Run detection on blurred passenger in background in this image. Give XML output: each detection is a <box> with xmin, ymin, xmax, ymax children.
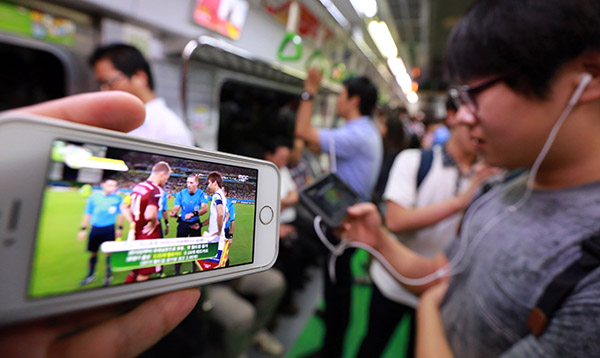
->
<box><xmin>89</xmin><ymin>43</ymin><xmax>194</xmax><ymax>146</ymax></box>
<box><xmin>399</xmin><ymin>107</ymin><xmax>424</xmax><ymax>149</ymax></box>
<box><xmin>358</xmin><ymin>95</ymin><xmax>497</xmax><ymax>358</ymax></box>
<box><xmin>295</xmin><ymin>69</ymin><xmax>381</xmax><ymax>358</ymax></box>
<box><xmin>207</xmin><ymin>268</ymin><xmax>286</xmax><ymax>358</ymax></box>
<box><xmin>287</xmin><ymin>138</ymin><xmax>315</xmax><ymax>189</ymax></box>
<box><xmin>373</xmin><ymin>108</ymin><xmax>408</xmax><ymax>203</ymax></box>
<box><xmin>421</xmin><ymin>107</ymin><xmax>451</xmax><ymax>150</ymax></box>
<box><xmin>265</xmin><ymin>137</ymin><xmax>306</xmax><ymax>315</ymax></box>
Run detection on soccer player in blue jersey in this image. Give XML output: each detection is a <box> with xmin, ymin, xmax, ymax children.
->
<box><xmin>159</xmin><ymin>191</ymin><xmax>169</xmax><ymax>236</ymax></box>
<box><xmin>223</xmin><ymin>186</ymin><xmax>235</xmax><ymax>240</ymax></box>
<box><xmin>223</xmin><ymin>186</ymin><xmax>235</xmax><ymax>266</ymax></box>
<box><xmin>169</xmin><ymin>174</ymin><xmax>208</xmax><ymax>274</ymax></box>
<box><xmin>77</xmin><ymin>178</ymin><xmax>123</xmax><ymax>287</ymax></box>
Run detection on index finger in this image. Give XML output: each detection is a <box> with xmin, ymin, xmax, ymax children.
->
<box><xmin>9</xmin><ymin>91</ymin><xmax>145</xmax><ymax>133</ymax></box>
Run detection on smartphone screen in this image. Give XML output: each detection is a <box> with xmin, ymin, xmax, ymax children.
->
<box><xmin>300</xmin><ymin>174</ymin><xmax>359</xmax><ymax>228</ymax></box>
<box><xmin>28</xmin><ymin>140</ymin><xmax>258</xmax><ymax>298</ymax></box>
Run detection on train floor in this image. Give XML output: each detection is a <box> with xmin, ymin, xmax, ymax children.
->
<box><xmin>251</xmin><ymin>249</ymin><xmax>412</xmax><ymax>358</ymax></box>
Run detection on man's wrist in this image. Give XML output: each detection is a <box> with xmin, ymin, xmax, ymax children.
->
<box><xmin>301</xmin><ymin>91</ymin><xmax>315</xmax><ymax>101</ymax></box>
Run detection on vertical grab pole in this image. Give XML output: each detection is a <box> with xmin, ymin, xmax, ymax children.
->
<box><xmin>180</xmin><ymin>39</ymin><xmax>199</xmax><ymax>126</ymax></box>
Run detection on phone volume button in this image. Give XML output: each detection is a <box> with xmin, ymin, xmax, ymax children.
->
<box><xmin>7</xmin><ymin>200</ymin><xmax>21</xmax><ymax>232</ymax></box>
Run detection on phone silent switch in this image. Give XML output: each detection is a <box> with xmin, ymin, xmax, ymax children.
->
<box><xmin>259</xmin><ymin>206</ymin><xmax>274</xmax><ymax>225</ymax></box>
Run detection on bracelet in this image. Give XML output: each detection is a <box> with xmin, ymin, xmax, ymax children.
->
<box><xmin>164</xmin><ymin>221</ymin><xmax>170</xmax><ymax>226</ymax></box>
<box><xmin>193</xmin><ymin>210</ymin><xmax>199</xmax><ymax>217</ymax></box>
<box><xmin>80</xmin><ymin>227</ymin><xmax>87</xmax><ymax>231</ymax></box>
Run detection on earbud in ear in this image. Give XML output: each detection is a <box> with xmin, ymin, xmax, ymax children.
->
<box><xmin>580</xmin><ymin>72</ymin><xmax>593</xmax><ymax>87</ymax></box>
<box><xmin>568</xmin><ymin>72</ymin><xmax>593</xmax><ymax>106</ymax></box>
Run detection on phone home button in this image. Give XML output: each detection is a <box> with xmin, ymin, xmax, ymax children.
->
<box><xmin>259</xmin><ymin>206</ymin><xmax>274</xmax><ymax>225</ymax></box>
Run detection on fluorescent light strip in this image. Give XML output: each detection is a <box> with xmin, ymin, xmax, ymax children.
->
<box><xmin>318</xmin><ymin>0</ymin><xmax>350</xmax><ymax>30</ymax></box>
<box><xmin>368</xmin><ymin>21</ymin><xmax>398</xmax><ymax>59</ymax></box>
<box><xmin>406</xmin><ymin>91</ymin><xmax>419</xmax><ymax>104</ymax></box>
<box><xmin>350</xmin><ymin>0</ymin><xmax>378</xmax><ymax>18</ymax></box>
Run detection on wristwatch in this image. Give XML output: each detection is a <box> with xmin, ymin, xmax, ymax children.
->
<box><xmin>300</xmin><ymin>91</ymin><xmax>314</xmax><ymax>101</ymax></box>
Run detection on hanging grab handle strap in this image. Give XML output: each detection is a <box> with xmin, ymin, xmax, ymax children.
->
<box><xmin>277</xmin><ymin>1</ymin><xmax>303</xmax><ymax>62</ymax></box>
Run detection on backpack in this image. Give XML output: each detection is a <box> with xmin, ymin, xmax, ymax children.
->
<box><xmin>416</xmin><ymin>148</ymin><xmax>434</xmax><ymax>189</ymax></box>
<box><xmin>528</xmin><ymin>230</ymin><xmax>600</xmax><ymax>336</ymax></box>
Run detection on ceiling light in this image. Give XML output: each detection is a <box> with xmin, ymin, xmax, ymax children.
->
<box><xmin>350</xmin><ymin>0</ymin><xmax>378</xmax><ymax>18</ymax></box>
<box><xmin>387</xmin><ymin>57</ymin><xmax>406</xmax><ymax>76</ymax></box>
<box><xmin>396</xmin><ymin>72</ymin><xmax>412</xmax><ymax>93</ymax></box>
<box><xmin>318</xmin><ymin>0</ymin><xmax>350</xmax><ymax>30</ymax></box>
<box><xmin>368</xmin><ymin>21</ymin><xmax>397</xmax><ymax>59</ymax></box>
<box><xmin>406</xmin><ymin>91</ymin><xmax>419</xmax><ymax>104</ymax></box>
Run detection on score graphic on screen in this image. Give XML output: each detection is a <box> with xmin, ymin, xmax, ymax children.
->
<box><xmin>101</xmin><ymin>237</ymin><xmax>219</xmax><ymax>270</ymax></box>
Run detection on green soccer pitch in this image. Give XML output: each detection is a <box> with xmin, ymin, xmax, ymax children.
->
<box><xmin>28</xmin><ymin>188</ymin><xmax>256</xmax><ymax>298</ymax></box>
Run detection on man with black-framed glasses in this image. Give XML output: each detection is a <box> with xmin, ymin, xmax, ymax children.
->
<box><xmin>344</xmin><ymin>0</ymin><xmax>600</xmax><ymax>357</ymax></box>
<box><xmin>89</xmin><ymin>43</ymin><xmax>194</xmax><ymax>147</ymax></box>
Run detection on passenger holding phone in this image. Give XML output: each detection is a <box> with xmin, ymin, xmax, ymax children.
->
<box><xmin>345</xmin><ymin>1</ymin><xmax>600</xmax><ymax>357</ymax></box>
<box><xmin>295</xmin><ymin>70</ymin><xmax>382</xmax><ymax>357</ymax></box>
<box><xmin>357</xmin><ymin>98</ymin><xmax>498</xmax><ymax>358</ymax></box>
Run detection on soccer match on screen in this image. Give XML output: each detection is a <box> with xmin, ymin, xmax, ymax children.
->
<box><xmin>29</xmin><ymin>140</ymin><xmax>258</xmax><ymax>298</ymax></box>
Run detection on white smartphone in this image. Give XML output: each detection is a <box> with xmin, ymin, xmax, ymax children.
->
<box><xmin>0</xmin><ymin>114</ymin><xmax>280</xmax><ymax>325</ymax></box>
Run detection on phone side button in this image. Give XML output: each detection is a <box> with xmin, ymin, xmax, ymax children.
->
<box><xmin>259</xmin><ymin>206</ymin><xmax>274</xmax><ymax>225</ymax></box>
<box><xmin>3</xmin><ymin>238</ymin><xmax>15</xmax><ymax>247</ymax></box>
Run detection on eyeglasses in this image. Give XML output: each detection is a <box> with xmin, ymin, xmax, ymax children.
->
<box><xmin>448</xmin><ymin>73</ymin><xmax>513</xmax><ymax>114</ymax></box>
<box><xmin>98</xmin><ymin>73</ymin><xmax>126</xmax><ymax>90</ymax></box>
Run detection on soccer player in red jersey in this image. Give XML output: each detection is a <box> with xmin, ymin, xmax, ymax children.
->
<box><xmin>122</xmin><ymin>161</ymin><xmax>172</xmax><ymax>283</ymax></box>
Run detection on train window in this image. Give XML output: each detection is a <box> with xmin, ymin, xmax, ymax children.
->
<box><xmin>218</xmin><ymin>80</ymin><xmax>299</xmax><ymax>157</ymax></box>
<box><xmin>0</xmin><ymin>41</ymin><xmax>66</xmax><ymax>111</ymax></box>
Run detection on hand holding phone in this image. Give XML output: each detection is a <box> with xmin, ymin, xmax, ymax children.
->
<box><xmin>0</xmin><ymin>92</ymin><xmax>201</xmax><ymax>358</ymax></box>
<box><xmin>0</xmin><ymin>92</ymin><xmax>280</xmax><ymax>358</ymax></box>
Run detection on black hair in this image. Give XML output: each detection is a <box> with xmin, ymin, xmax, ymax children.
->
<box><xmin>207</xmin><ymin>171</ymin><xmax>223</xmax><ymax>188</ymax></box>
<box><xmin>264</xmin><ymin>136</ymin><xmax>292</xmax><ymax>156</ymax></box>
<box><xmin>89</xmin><ymin>43</ymin><xmax>155</xmax><ymax>90</ymax></box>
<box><xmin>383</xmin><ymin>116</ymin><xmax>407</xmax><ymax>154</ymax></box>
<box><xmin>343</xmin><ymin>76</ymin><xmax>378</xmax><ymax>116</ymax></box>
<box><xmin>446</xmin><ymin>96</ymin><xmax>457</xmax><ymax>112</ymax></box>
<box><xmin>446</xmin><ymin>0</ymin><xmax>600</xmax><ymax>99</ymax></box>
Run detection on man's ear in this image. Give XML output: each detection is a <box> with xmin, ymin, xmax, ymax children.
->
<box><xmin>349</xmin><ymin>94</ymin><xmax>361</xmax><ymax>111</ymax></box>
<box><xmin>578</xmin><ymin>52</ymin><xmax>600</xmax><ymax>103</ymax></box>
<box><xmin>131</xmin><ymin>70</ymin><xmax>149</xmax><ymax>88</ymax></box>
<box><xmin>445</xmin><ymin>109</ymin><xmax>458</xmax><ymax>127</ymax></box>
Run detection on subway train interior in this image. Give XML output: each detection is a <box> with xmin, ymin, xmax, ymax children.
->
<box><xmin>3</xmin><ymin>0</ymin><xmax>600</xmax><ymax>357</ymax></box>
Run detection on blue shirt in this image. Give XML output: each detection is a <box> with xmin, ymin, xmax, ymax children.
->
<box><xmin>225</xmin><ymin>198</ymin><xmax>236</xmax><ymax>229</ymax></box>
<box><xmin>160</xmin><ymin>192</ymin><xmax>168</xmax><ymax>215</ymax></box>
<box><xmin>85</xmin><ymin>192</ymin><xmax>122</xmax><ymax>228</ymax></box>
<box><xmin>319</xmin><ymin>116</ymin><xmax>382</xmax><ymax>201</ymax></box>
<box><xmin>174</xmin><ymin>188</ymin><xmax>208</xmax><ymax>223</ymax></box>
